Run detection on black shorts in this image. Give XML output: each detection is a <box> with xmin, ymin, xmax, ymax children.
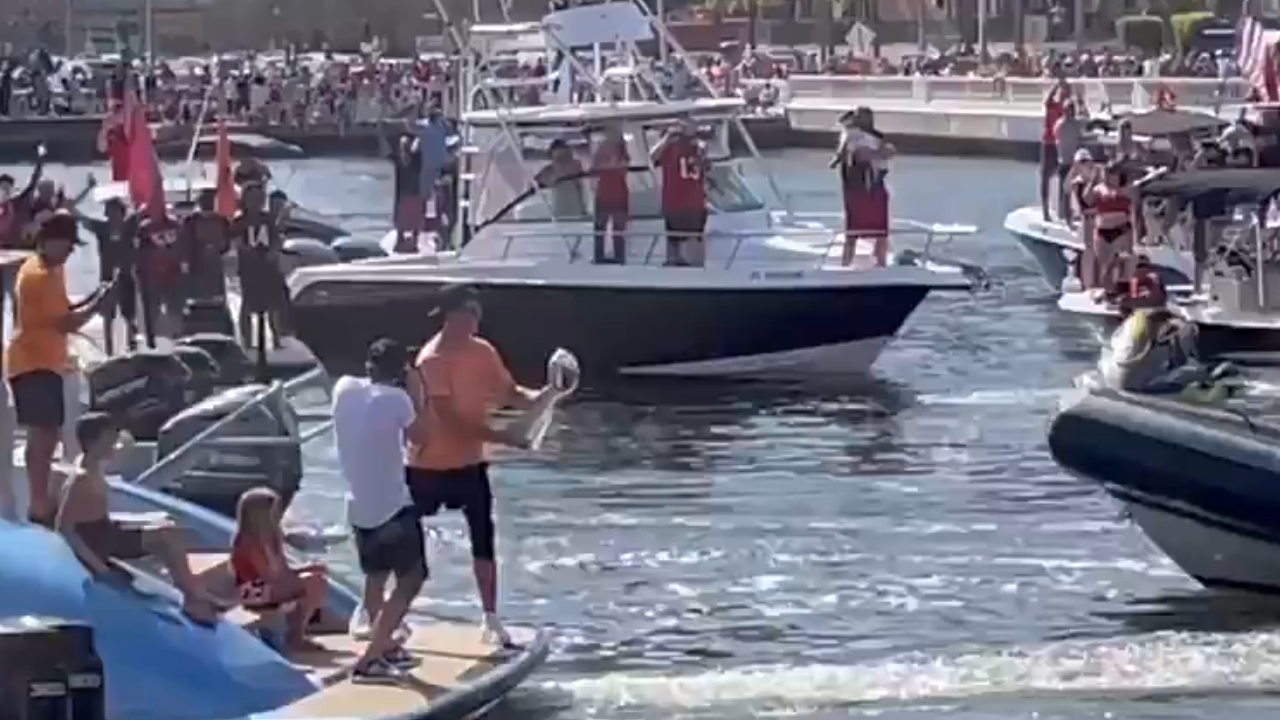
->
<box><xmin>10</xmin><ymin>370</ymin><xmax>64</xmax><ymax>428</ymax></box>
<box><xmin>353</xmin><ymin>506</ymin><xmax>427</xmax><ymax>579</ymax></box>
<box><xmin>665</xmin><ymin>211</ymin><xmax>707</xmax><ymax>243</ymax></box>
<box><xmin>405</xmin><ymin>464</ymin><xmax>496</xmax><ymax>561</ymax></box>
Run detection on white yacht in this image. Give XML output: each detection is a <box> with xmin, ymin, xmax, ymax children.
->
<box><xmin>286</xmin><ymin>2</ymin><xmax>984</xmax><ymax>383</ymax></box>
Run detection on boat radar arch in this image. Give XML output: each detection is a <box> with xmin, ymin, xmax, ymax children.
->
<box><xmin>0</xmin><ymin>522</ymin><xmax>313</xmax><ymax>720</ymax></box>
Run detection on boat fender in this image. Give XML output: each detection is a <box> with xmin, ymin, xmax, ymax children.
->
<box><xmin>0</xmin><ymin>616</ymin><xmax>104</xmax><ymax>720</ymax></box>
<box><xmin>280</xmin><ymin>238</ymin><xmax>339</xmax><ymax>273</ymax></box>
<box><xmin>173</xmin><ymin>334</ymin><xmax>254</xmax><ymax>388</ymax></box>
<box><xmin>331</xmin><ymin>237</ymin><xmax>389</xmax><ymax>263</ymax></box>
<box><xmin>156</xmin><ymin>384</ymin><xmax>303</xmax><ymax>516</ymax></box>
<box><xmin>86</xmin><ymin>350</ymin><xmax>191</xmax><ymax>441</ymax></box>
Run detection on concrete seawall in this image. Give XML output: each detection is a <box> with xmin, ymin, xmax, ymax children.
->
<box><xmin>0</xmin><ymin>75</ymin><xmax>1246</xmax><ymax>165</ymax></box>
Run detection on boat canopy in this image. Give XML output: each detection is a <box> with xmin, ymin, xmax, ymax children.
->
<box><xmin>1116</xmin><ymin>108</ymin><xmax>1228</xmax><ymax>137</ymax></box>
<box><xmin>1142</xmin><ymin>169</ymin><xmax>1280</xmax><ymax>217</ymax></box>
<box><xmin>462</xmin><ymin>98</ymin><xmax>743</xmax><ymax>128</ymax></box>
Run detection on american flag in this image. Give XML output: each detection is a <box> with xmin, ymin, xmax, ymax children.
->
<box><xmin>1237</xmin><ymin>0</ymin><xmax>1278</xmax><ymax>102</ymax></box>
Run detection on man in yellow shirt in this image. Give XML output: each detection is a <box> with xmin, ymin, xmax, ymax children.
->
<box><xmin>6</xmin><ymin>211</ymin><xmax>115</xmax><ymax>525</ymax></box>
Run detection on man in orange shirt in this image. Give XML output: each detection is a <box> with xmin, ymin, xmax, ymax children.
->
<box><xmin>6</xmin><ymin>211</ymin><xmax>115</xmax><ymax>525</ymax></box>
<box><xmin>406</xmin><ymin>284</ymin><xmax>545</xmax><ymax>647</ymax></box>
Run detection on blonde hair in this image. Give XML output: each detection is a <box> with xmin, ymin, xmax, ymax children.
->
<box><xmin>234</xmin><ymin>487</ymin><xmax>283</xmax><ymax>546</ymax></box>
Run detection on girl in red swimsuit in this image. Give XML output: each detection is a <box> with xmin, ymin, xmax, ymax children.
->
<box><xmin>231</xmin><ymin>487</ymin><xmax>329</xmax><ymax>649</ymax></box>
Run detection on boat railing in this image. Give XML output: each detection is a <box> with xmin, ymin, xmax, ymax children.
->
<box><xmin>495</xmin><ymin>221</ymin><xmax>978</xmax><ymax>271</ymax></box>
<box><xmin>93</xmin><ymin>365</ymin><xmax>334</xmax><ymax>490</ymax></box>
<box><xmin>785</xmin><ymin>75</ymin><xmax>1249</xmax><ymax>110</ymax></box>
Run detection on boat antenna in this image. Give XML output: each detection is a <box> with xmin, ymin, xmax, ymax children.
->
<box><xmin>182</xmin><ymin>70</ymin><xmax>221</xmax><ymax>201</ymax></box>
<box><xmin>628</xmin><ymin>0</ymin><xmax>792</xmax><ymax>218</ymax></box>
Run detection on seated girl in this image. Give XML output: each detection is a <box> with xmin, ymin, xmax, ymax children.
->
<box><xmin>231</xmin><ymin>487</ymin><xmax>329</xmax><ymax>649</ymax></box>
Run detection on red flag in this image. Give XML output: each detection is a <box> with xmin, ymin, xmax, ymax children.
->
<box><xmin>98</xmin><ymin>100</ymin><xmax>130</xmax><ymax>182</ymax></box>
<box><xmin>214</xmin><ymin>119</ymin><xmax>237</xmax><ymax>218</ymax></box>
<box><xmin>123</xmin><ymin>90</ymin><xmax>164</xmax><ymax>218</ymax></box>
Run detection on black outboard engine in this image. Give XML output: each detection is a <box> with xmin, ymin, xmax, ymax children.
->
<box><xmin>169</xmin><ymin>345</ymin><xmax>219</xmax><ymax>402</ymax></box>
<box><xmin>155</xmin><ymin>383</ymin><xmax>303</xmax><ymax>516</ymax></box>
<box><xmin>281</xmin><ymin>238</ymin><xmax>340</xmax><ymax>274</ymax></box>
<box><xmin>332</xmin><ymin>237</ymin><xmax>389</xmax><ymax>263</ymax></box>
<box><xmin>174</xmin><ymin>333</ymin><xmax>254</xmax><ymax>388</ymax></box>
<box><xmin>86</xmin><ymin>349</ymin><xmax>191</xmax><ymax>441</ymax></box>
<box><xmin>181</xmin><ymin>298</ymin><xmax>236</xmax><ymax>338</ymax></box>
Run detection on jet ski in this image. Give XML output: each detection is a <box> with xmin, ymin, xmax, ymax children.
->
<box><xmin>1074</xmin><ymin>308</ymin><xmax>1243</xmax><ymax>403</ymax></box>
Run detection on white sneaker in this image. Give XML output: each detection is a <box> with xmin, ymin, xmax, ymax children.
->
<box><xmin>350</xmin><ymin>605</ymin><xmax>411</xmax><ymax>642</ymax></box>
<box><xmin>481</xmin><ymin>613</ymin><xmax>513</xmax><ymax>648</ymax></box>
<box><xmin>349</xmin><ymin>605</ymin><xmax>372</xmax><ymax>640</ymax></box>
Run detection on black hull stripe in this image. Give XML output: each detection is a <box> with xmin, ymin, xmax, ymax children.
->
<box><xmin>1104</xmin><ymin>484</ymin><xmax>1280</xmax><ymax>546</ymax></box>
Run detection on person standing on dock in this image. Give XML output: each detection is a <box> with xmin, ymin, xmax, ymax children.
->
<box><xmin>406</xmin><ymin>284</ymin><xmax>544</xmax><ymax>648</ymax></box>
<box><xmin>6</xmin><ymin>211</ymin><xmax>116</xmax><ymax>526</ymax></box>
<box><xmin>178</xmin><ymin>191</ymin><xmax>234</xmax><ymax>337</ymax></box>
<box><xmin>134</xmin><ymin>206</ymin><xmax>184</xmax><ymax>346</ymax></box>
<box><xmin>1041</xmin><ymin>71</ymin><xmax>1073</xmax><ymax>223</ymax></box>
<box><xmin>233</xmin><ymin>183</ymin><xmax>289</xmax><ymax>351</ymax></box>
<box><xmin>332</xmin><ymin>338</ymin><xmax>429</xmax><ymax>682</ymax></box>
<box><xmin>76</xmin><ymin>197</ymin><xmax>141</xmax><ymax>354</ymax></box>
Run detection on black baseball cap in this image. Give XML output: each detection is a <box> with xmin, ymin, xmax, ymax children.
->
<box><xmin>36</xmin><ymin>210</ymin><xmax>85</xmax><ymax>246</ymax></box>
<box><xmin>429</xmin><ymin>283</ymin><xmax>481</xmax><ymax>317</ymax></box>
<box><xmin>366</xmin><ymin>337</ymin><xmax>409</xmax><ymax>377</ymax></box>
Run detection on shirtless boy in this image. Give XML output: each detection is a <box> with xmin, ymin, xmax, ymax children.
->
<box><xmin>55</xmin><ymin>411</ymin><xmax>226</xmax><ymax>624</ymax></box>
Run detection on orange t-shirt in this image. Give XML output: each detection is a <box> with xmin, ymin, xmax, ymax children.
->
<box><xmin>5</xmin><ymin>256</ymin><xmax>70</xmax><ymax>379</ymax></box>
<box><xmin>407</xmin><ymin>334</ymin><xmax>514</xmax><ymax>471</ymax></box>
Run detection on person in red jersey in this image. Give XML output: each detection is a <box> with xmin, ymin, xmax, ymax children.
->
<box><xmin>650</xmin><ymin>120</ymin><xmax>708</xmax><ymax>267</ymax></box>
<box><xmin>134</xmin><ymin>206</ymin><xmax>184</xmax><ymax>346</ymax></box>
<box><xmin>591</xmin><ymin>124</ymin><xmax>630</xmax><ymax>264</ymax></box>
<box><xmin>1040</xmin><ymin>68</ymin><xmax>1072</xmax><ymax>222</ymax></box>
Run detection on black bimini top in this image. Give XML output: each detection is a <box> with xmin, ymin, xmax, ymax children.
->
<box><xmin>1143</xmin><ymin>168</ymin><xmax>1280</xmax><ymax>218</ymax></box>
<box><xmin>1119</xmin><ymin>108</ymin><xmax>1228</xmax><ymax>137</ymax></box>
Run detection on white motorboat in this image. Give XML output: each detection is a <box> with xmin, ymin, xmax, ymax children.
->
<box><xmin>290</xmin><ymin>2</ymin><xmax>985</xmax><ymax>383</ymax></box>
<box><xmin>1003</xmin><ymin>206</ymin><xmax>1192</xmax><ymax>291</ymax></box>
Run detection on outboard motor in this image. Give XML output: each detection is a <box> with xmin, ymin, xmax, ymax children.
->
<box><xmin>86</xmin><ymin>349</ymin><xmax>191</xmax><ymax>441</ymax></box>
<box><xmin>332</xmin><ymin>237</ymin><xmax>389</xmax><ymax>263</ymax></box>
<box><xmin>181</xmin><ymin>297</ymin><xmax>236</xmax><ymax>338</ymax></box>
<box><xmin>155</xmin><ymin>384</ymin><xmax>303</xmax><ymax>517</ymax></box>
<box><xmin>280</xmin><ymin>238</ymin><xmax>339</xmax><ymax>275</ymax></box>
<box><xmin>169</xmin><ymin>345</ymin><xmax>220</xmax><ymax>402</ymax></box>
<box><xmin>174</xmin><ymin>333</ymin><xmax>254</xmax><ymax>388</ymax></box>
<box><xmin>0</xmin><ymin>616</ymin><xmax>105</xmax><ymax>720</ymax></box>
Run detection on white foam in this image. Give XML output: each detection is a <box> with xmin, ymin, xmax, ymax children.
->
<box><xmin>548</xmin><ymin>632</ymin><xmax>1280</xmax><ymax>710</ymax></box>
<box><xmin>916</xmin><ymin>388</ymin><xmax>1072</xmax><ymax>408</ymax></box>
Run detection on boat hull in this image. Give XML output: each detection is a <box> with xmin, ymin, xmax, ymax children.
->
<box><xmin>1189</xmin><ymin>320</ymin><xmax>1280</xmax><ymax>366</ymax></box>
<box><xmin>1004</xmin><ymin>207</ymin><xmax>1193</xmax><ymax>291</ymax></box>
<box><xmin>1049</xmin><ymin>390</ymin><xmax>1280</xmax><ymax>594</ymax></box>
<box><xmin>290</xmin><ymin>278</ymin><xmax>930</xmax><ymax>382</ymax></box>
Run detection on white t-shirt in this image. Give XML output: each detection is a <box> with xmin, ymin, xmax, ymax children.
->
<box><xmin>331</xmin><ymin>375</ymin><xmax>415</xmax><ymax>529</ymax></box>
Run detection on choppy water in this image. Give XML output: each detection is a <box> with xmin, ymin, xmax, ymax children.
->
<box><xmin>15</xmin><ymin>152</ymin><xmax>1280</xmax><ymax>720</ymax></box>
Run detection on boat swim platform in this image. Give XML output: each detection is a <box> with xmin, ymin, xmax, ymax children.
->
<box><xmin>185</xmin><ymin>551</ymin><xmax>551</xmax><ymax>720</ymax></box>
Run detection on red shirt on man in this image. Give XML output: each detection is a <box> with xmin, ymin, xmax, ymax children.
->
<box><xmin>659</xmin><ymin>139</ymin><xmax>706</xmax><ymax>214</ymax></box>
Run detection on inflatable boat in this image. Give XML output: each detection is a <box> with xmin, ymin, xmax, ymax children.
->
<box><xmin>1049</xmin><ymin>389</ymin><xmax>1280</xmax><ymax>594</ymax></box>
<box><xmin>0</xmin><ymin>478</ymin><xmax>550</xmax><ymax>720</ymax></box>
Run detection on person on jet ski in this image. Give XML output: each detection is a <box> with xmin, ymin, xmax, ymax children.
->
<box><xmin>1108</xmin><ymin>309</ymin><xmax>1237</xmax><ymax>398</ymax></box>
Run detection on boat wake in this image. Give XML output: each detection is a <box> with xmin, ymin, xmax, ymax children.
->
<box><xmin>917</xmin><ymin>387</ymin><xmax>1075</xmax><ymax>407</ymax></box>
<box><xmin>546</xmin><ymin>631</ymin><xmax>1280</xmax><ymax>712</ymax></box>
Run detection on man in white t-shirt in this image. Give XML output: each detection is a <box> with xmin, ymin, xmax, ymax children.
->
<box><xmin>331</xmin><ymin>338</ymin><xmax>428</xmax><ymax>683</ymax></box>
